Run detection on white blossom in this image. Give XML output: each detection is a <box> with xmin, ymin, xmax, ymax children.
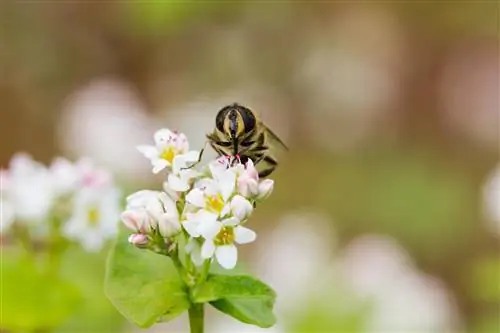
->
<box><xmin>62</xmin><ymin>185</ymin><xmax>121</xmax><ymax>252</ymax></box>
<box><xmin>6</xmin><ymin>153</ymin><xmax>55</xmax><ymax>225</ymax></box>
<box><xmin>198</xmin><ymin>216</ymin><xmax>256</xmax><ymax>269</ymax></box>
<box><xmin>137</xmin><ymin>129</ymin><xmax>197</xmax><ymax>174</ymax></box>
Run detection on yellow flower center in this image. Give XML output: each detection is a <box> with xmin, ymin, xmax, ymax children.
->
<box><xmin>215</xmin><ymin>226</ymin><xmax>234</xmax><ymax>245</ymax></box>
<box><xmin>160</xmin><ymin>147</ymin><xmax>176</xmax><ymax>163</ymax></box>
<box><xmin>87</xmin><ymin>206</ymin><xmax>100</xmax><ymax>226</ymax></box>
<box><xmin>206</xmin><ymin>194</ymin><xmax>225</xmax><ymax>213</ymax></box>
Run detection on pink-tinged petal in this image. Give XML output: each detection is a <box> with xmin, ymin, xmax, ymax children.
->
<box><xmin>234</xmin><ymin>226</ymin><xmax>256</xmax><ymax>244</ymax></box>
<box><xmin>121</xmin><ymin>210</ymin><xmax>141</xmax><ymax>231</ymax></box>
<box><xmin>221</xmin><ymin>217</ymin><xmax>240</xmax><ymax>227</ymax></box>
<box><xmin>201</xmin><ymin>240</ymin><xmax>216</xmax><ymax>259</ymax></box>
<box><xmin>247</xmin><ymin>179</ymin><xmax>259</xmax><ymax>196</ymax></box>
<box><xmin>152</xmin><ymin>159</ymin><xmax>169</xmax><ymax>174</ymax></box>
<box><xmin>186</xmin><ymin>188</ymin><xmax>205</xmax><ymax>208</ymax></box>
<box><xmin>245</xmin><ymin>159</ymin><xmax>259</xmax><ymax>180</ymax></box>
<box><xmin>168</xmin><ymin>174</ymin><xmax>190</xmax><ymax>192</ymax></box>
<box><xmin>230</xmin><ymin>195</ymin><xmax>253</xmax><ymax>221</ymax></box>
<box><xmin>216</xmin><ymin>245</ymin><xmax>238</xmax><ymax>269</ymax></box>
<box><xmin>136</xmin><ymin>145</ymin><xmax>158</xmax><ymax>159</ymax></box>
<box><xmin>237</xmin><ymin>178</ymin><xmax>250</xmax><ymax>197</ymax></box>
<box><xmin>128</xmin><ymin>233</ymin><xmax>149</xmax><ymax>247</ymax></box>
<box><xmin>183</xmin><ymin>219</ymin><xmax>200</xmax><ymax>237</ymax></box>
<box><xmin>198</xmin><ymin>219</ymin><xmax>222</xmax><ymax>240</ymax></box>
<box><xmin>257</xmin><ymin>179</ymin><xmax>274</xmax><ymax>200</ymax></box>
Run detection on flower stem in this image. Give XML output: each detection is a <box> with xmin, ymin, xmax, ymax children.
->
<box><xmin>198</xmin><ymin>259</ymin><xmax>211</xmax><ymax>284</ymax></box>
<box><xmin>188</xmin><ymin>303</ymin><xmax>204</xmax><ymax>333</ymax></box>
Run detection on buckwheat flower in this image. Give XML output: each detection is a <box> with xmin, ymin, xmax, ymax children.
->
<box><xmin>7</xmin><ymin>153</ymin><xmax>55</xmax><ymax>224</ymax></box>
<box><xmin>186</xmin><ymin>162</ymin><xmax>236</xmax><ymax>215</ymax></box>
<box><xmin>199</xmin><ymin>217</ymin><xmax>257</xmax><ymax>269</ymax></box>
<box><xmin>166</xmin><ymin>151</ymin><xmax>201</xmax><ymax>192</ymax></box>
<box><xmin>123</xmin><ymin>190</ymin><xmax>181</xmax><ymax>238</ymax></box>
<box><xmin>183</xmin><ymin>209</ymin><xmax>218</xmax><ymax>238</ymax></box>
<box><xmin>62</xmin><ymin>186</ymin><xmax>121</xmax><ymax>252</ymax></box>
<box><xmin>49</xmin><ymin>157</ymin><xmax>80</xmax><ymax>196</ymax></box>
<box><xmin>137</xmin><ymin>129</ymin><xmax>197</xmax><ymax>174</ymax></box>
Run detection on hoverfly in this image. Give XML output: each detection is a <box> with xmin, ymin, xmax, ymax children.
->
<box><xmin>188</xmin><ymin>103</ymin><xmax>288</xmax><ymax>177</ymax></box>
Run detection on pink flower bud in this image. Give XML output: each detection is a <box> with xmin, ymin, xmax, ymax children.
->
<box><xmin>128</xmin><ymin>233</ymin><xmax>149</xmax><ymax>247</ymax></box>
<box><xmin>257</xmin><ymin>179</ymin><xmax>274</xmax><ymax>200</ymax></box>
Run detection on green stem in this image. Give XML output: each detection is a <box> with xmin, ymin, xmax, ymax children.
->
<box><xmin>188</xmin><ymin>303</ymin><xmax>204</xmax><ymax>333</ymax></box>
<box><xmin>198</xmin><ymin>259</ymin><xmax>211</xmax><ymax>284</ymax></box>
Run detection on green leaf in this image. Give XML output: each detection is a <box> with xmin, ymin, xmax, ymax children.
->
<box><xmin>104</xmin><ymin>228</ymin><xmax>190</xmax><ymax>328</ymax></box>
<box><xmin>211</xmin><ymin>298</ymin><xmax>277</xmax><ymax>328</ymax></box>
<box><xmin>1</xmin><ymin>251</ymin><xmax>81</xmax><ymax>331</ymax></box>
<box><xmin>193</xmin><ymin>274</ymin><xmax>276</xmax><ymax>328</ymax></box>
<box><xmin>192</xmin><ymin>274</ymin><xmax>276</xmax><ymax>303</ymax></box>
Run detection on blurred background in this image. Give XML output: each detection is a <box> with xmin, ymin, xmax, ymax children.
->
<box><xmin>1</xmin><ymin>1</ymin><xmax>498</xmax><ymax>333</ymax></box>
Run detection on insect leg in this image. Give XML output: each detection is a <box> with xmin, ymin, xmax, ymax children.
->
<box><xmin>257</xmin><ymin>156</ymin><xmax>277</xmax><ymax>178</ymax></box>
<box><xmin>181</xmin><ymin>141</ymin><xmax>208</xmax><ymax>170</ymax></box>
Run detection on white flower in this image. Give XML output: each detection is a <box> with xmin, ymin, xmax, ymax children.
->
<box><xmin>185</xmin><ymin>163</ymin><xmax>236</xmax><ymax>216</ymax></box>
<box><xmin>123</xmin><ymin>190</ymin><xmax>181</xmax><ymax>238</ymax></box>
<box><xmin>0</xmin><ymin>199</ymin><xmax>14</xmax><ymax>233</ymax></box>
<box><xmin>7</xmin><ymin>153</ymin><xmax>55</xmax><ymax>224</ymax></box>
<box><xmin>166</xmin><ymin>151</ymin><xmax>201</xmax><ymax>192</ymax></box>
<box><xmin>62</xmin><ymin>186</ymin><xmax>121</xmax><ymax>252</ymax></box>
<box><xmin>137</xmin><ymin>128</ymin><xmax>196</xmax><ymax>174</ymax></box>
<box><xmin>199</xmin><ymin>217</ymin><xmax>256</xmax><ymax>269</ymax></box>
<box><xmin>49</xmin><ymin>157</ymin><xmax>80</xmax><ymax>196</ymax></box>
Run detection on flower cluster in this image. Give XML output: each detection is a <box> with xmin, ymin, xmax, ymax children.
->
<box><xmin>122</xmin><ymin>129</ymin><xmax>274</xmax><ymax>269</ymax></box>
<box><xmin>1</xmin><ymin>153</ymin><xmax>121</xmax><ymax>252</ymax></box>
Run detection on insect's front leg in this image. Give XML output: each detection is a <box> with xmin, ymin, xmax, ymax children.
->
<box><xmin>181</xmin><ymin>141</ymin><xmax>208</xmax><ymax>170</ymax></box>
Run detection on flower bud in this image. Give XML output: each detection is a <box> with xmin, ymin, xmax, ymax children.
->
<box><xmin>257</xmin><ymin>179</ymin><xmax>274</xmax><ymax>200</ymax></box>
<box><xmin>128</xmin><ymin>233</ymin><xmax>149</xmax><ymax>248</ymax></box>
<box><xmin>158</xmin><ymin>213</ymin><xmax>182</xmax><ymax>238</ymax></box>
<box><xmin>237</xmin><ymin>177</ymin><xmax>259</xmax><ymax>198</ymax></box>
<box><xmin>121</xmin><ymin>210</ymin><xmax>152</xmax><ymax>233</ymax></box>
<box><xmin>230</xmin><ymin>195</ymin><xmax>253</xmax><ymax>221</ymax></box>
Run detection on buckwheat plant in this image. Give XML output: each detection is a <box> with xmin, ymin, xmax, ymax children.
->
<box><xmin>105</xmin><ymin>128</ymin><xmax>277</xmax><ymax>333</ymax></box>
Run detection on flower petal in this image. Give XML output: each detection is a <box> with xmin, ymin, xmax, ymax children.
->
<box><xmin>154</xmin><ymin>128</ymin><xmax>173</xmax><ymax>146</ymax></box>
<box><xmin>201</xmin><ymin>240</ymin><xmax>216</xmax><ymax>259</ymax></box>
<box><xmin>221</xmin><ymin>217</ymin><xmax>240</xmax><ymax>226</ymax></box>
<box><xmin>152</xmin><ymin>159</ymin><xmax>169</xmax><ymax>174</ymax></box>
<box><xmin>186</xmin><ymin>188</ymin><xmax>205</xmax><ymax>208</ymax></box>
<box><xmin>230</xmin><ymin>195</ymin><xmax>253</xmax><ymax>221</ymax></box>
<box><xmin>168</xmin><ymin>174</ymin><xmax>190</xmax><ymax>192</ymax></box>
<box><xmin>257</xmin><ymin>179</ymin><xmax>274</xmax><ymax>200</ymax></box>
<box><xmin>216</xmin><ymin>245</ymin><xmax>238</xmax><ymax>269</ymax></box>
<box><xmin>136</xmin><ymin>145</ymin><xmax>158</xmax><ymax>159</ymax></box>
<box><xmin>158</xmin><ymin>213</ymin><xmax>181</xmax><ymax>237</ymax></box>
<box><xmin>198</xmin><ymin>219</ymin><xmax>222</xmax><ymax>240</ymax></box>
<box><xmin>219</xmin><ymin>171</ymin><xmax>236</xmax><ymax>201</ymax></box>
<box><xmin>183</xmin><ymin>219</ymin><xmax>200</xmax><ymax>237</ymax></box>
<box><xmin>234</xmin><ymin>226</ymin><xmax>256</xmax><ymax>244</ymax></box>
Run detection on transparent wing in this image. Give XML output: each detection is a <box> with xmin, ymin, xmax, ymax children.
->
<box><xmin>262</xmin><ymin>123</ymin><xmax>289</xmax><ymax>151</ymax></box>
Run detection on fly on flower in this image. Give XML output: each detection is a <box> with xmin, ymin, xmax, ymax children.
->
<box><xmin>185</xmin><ymin>103</ymin><xmax>289</xmax><ymax>178</ymax></box>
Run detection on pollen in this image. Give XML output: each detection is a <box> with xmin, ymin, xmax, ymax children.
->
<box><xmin>215</xmin><ymin>226</ymin><xmax>234</xmax><ymax>245</ymax></box>
<box><xmin>206</xmin><ymin>194</ymin><xmax>224</xmax><ymax>213</ymax></box>
<box><xmin>160</xmin><ymin>147</ymin><xmax>176</xmax><ymax>163</ymax></box>
<box><xmin>87</xmin><ymin>206</ymin><xmax>100</xmax><ymax>226</ymax></box>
